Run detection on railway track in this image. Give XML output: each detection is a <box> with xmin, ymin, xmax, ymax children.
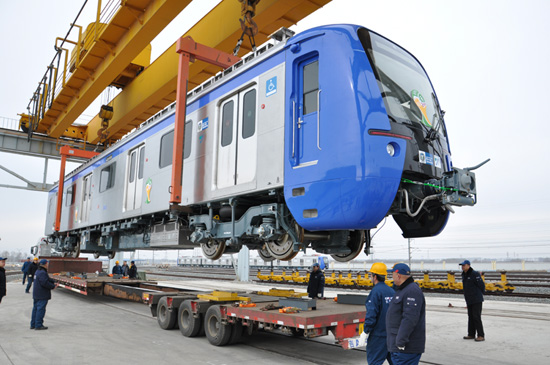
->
<box><xmin>144</xmin><ymin>268</ymin><xmax>550</xmax><ymax>301</ymax></box>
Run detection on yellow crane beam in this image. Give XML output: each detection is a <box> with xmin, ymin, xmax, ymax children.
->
<box><xmin>85</xmin><ymin>0</ymin><xmax>332</xmax><ymax>144</ymax></box>
<box><xmin>41</xmin><ymin>0</ymin><xmax>193</xmax><ymax>139</ymax></box>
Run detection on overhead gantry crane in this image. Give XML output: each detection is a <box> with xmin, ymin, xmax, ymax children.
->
<box><xmin>19</xmin><ymin>0</ymin><xmax>332</xmax><ymax>147</ymax></box>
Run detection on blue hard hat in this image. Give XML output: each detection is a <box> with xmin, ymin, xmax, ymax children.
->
<box><xmin>459</xmin><ymin>260</ymin><xmax>471</xmax><ymax>266</ymax></box>
<box><xmin>0</xmin><ymin>257</ymin><xmax>7</xmax><ymax>261</ymax></box>
<box><xmin>39</xmin><ymin>259</ymin><xmax>48</xmax><ymax>265</ymax></box>
<box><xmin>390</xmin><ymin>263</ymin><xmax>411</xmax><ymax>275</ymax></box>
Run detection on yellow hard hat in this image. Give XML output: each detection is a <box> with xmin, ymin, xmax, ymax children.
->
<box><xmin>369</xmin><ymin>262</ymin><xmax>388</xmax><ymax>276</ymax></box>
<box><xmin>115</xmin><ymin>261</ymin><xmax>119</xmax><ymax>264</ymax></box>
<box><xmin>33</xmin><ymin>257</ymin><xmax>39</xmax><ymax>261</ymax></box>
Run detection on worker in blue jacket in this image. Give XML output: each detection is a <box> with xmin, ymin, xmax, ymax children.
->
<box><xmin>362</xmin><ymin>262</ymin><xmax>394</xmax><ymax>365</ymax></box>
<box><xmin>30</xmin><ymin>259</ymin><xmax>57</xmax><ymax>330</ymax></box>
<box><xmin>21</xmin><ymin>257</ymin><xmax>31</xmax><ymax>285</ymax></box>
<box><xmin>386</xmin><ymin>263</ymin><xmax>425</xmax><ymax>365</ymax></box>
<box><xmin>112</xmin><ymin>261</ymin><xmax>123</xmax><ymax>275</ymax></box>
<box><xmin>460</xmin><ymin>260</ymin><xmax>485</xmax><ymax>341</ymax></box>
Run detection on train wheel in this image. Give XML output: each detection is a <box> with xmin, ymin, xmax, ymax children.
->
<box><xmin>204</xmin><ymin>305</ymin><xmax>232</xmax><ymax>346</ymax></box>
<box><xmin>157</xmin><ymin>297</ymin><xmax>177</xmax><ymax>330</ymax></box>
<box><xmin>201</xmin><ymin>241</ymin><xmax>226</xmax><ymax>260</ymax></box>
<box><xmin>266</xmin><ymin>232</ymin><xmax>298</xmax><ymax>261</ymax></box>
<box><xmin>178</xmin><ymin>300</ymin><xmax>201</xmax><ymax>337</ymax></box>
<box><xmin>258</xmin><ymin>245</ymin><xmax>275</xmax><ymax>262</ymax></box>
<box><xmin>107</xmin><ymin>251</ymin><xmax>116</xmax><ymax>259</ymax></box>
<box><xmin>331</xmin><ymin>230</ymin><xmax>365</xmax><ymax>262</ymax></box>
<box><xmin>93</xmin><ymin>252</ymin><xmax>101</xmax><ymax>259</ymax></box>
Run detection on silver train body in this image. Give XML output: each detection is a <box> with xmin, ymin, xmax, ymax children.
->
<box><xmin>46</xmin><ymin>37</ymin><xmax>289</xmax><ymax>259</ymax></box>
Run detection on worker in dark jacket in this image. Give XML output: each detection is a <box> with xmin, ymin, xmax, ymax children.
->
<box><xmin>128</xmin><ymin>261</ymin><xmax>138</xmax><ymax>279</ymax></box>
<box><xmin>112</xmin><ymin>260</ymin><xmax>123</xmax><ymax>275</ymax></box>
<box><xmin>25</xmin><ymin>258</ymin><xmax>39</xmax><ymax>293</ymax></box>
<box><xmin>30</xmin><ymin>259</ymin><xmax>57</xmax><ymax>330</ymax></box>
<box><xmin>0</xmin><ymin>256</ymin><xmax>7</xmax><ymax>304</ymax></box>
<box><xmin>307</xmin><ymin>263</ymin><xmax>325</xmax><ymax>299</ymax></box>
<box><xmin>386</xmin><ymin>263</ymin><xmax>425</xmax><ymax>365</ymax></box>
<box><xmin>22</xmin><ymin>257</ymin><xmax>31</xmax><ymax>285</ymax></box>
<box><xmin>362</xmin><ymin>262</ymin><xmax>394</xmax><ymax>365</ymax></box>
<box><xmin>460</xmin><ymin>260</ymin><xmax>485</xmax><ymax>341</ymax></box>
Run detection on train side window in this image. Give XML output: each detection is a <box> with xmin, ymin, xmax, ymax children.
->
<box><xmin>65</xmin><ymin>185</ymin><xmax>75</xmax><ymax>206</ymax></box>
<box><xmin>303</xmin><ymin>60</ymin><xmax>319</xmax><ymax>115</ymax></box>
<box><xmin>138</xmin><ymin>146</ymin><xmax>145</xmax><ymax>179</ymax></box>
<box><xmin>183</xmin><ymin>120</ymin><xmax>192</xmax><ymax>159</ymax></box>
<box><xmin>129</xmin><ymin>151</ymin><xmax>137</xmax><ymax>183</ymax></box>
<box><xmin>100</xmin><ymin>163</ymin><xmax>116</xmax><ymax>192</ymax></box>
<box><xmin>159</xmin><ymin>131</ymin><xmax>174</xmax><ymax>168</ymax></box>
<box><xmin>221</xmin><ymin>100</ymin><xmax>234</xmax><ymax>147</ymax></box>
<box><xmin>242</xmin><ymin>89</ymin><xmax>256</xmax><ymax>139</ymax></box>
<box><xmin>48</xmin><ymin>194</ymin><xmax>56</xmax><ymax>213</ymax></box>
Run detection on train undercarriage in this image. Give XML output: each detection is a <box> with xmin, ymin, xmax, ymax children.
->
<box><xmin>49</xmin><ymin>189</ymin><xmax>371</xmax><ymax>262</ymax></box>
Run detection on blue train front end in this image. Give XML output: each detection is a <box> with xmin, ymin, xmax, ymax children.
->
<box><xmin>283</xmin><ymin>25</ymin><xmax>479</xmax><ymax>260</ymax></box>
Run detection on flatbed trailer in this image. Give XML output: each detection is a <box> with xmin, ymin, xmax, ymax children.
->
<box><xmin>51</xmin><ymin>274</ymin><xmax>156</xmax><ymax>297</ymax></box>
<box><xmin>145</xmin><ymin>290</ymin><xmax>367</xmax><ymax>349</ymax></box>
<box><xmin>51</xmin><ymin>272</ymin><xmax>367</xmax><ymax>349</ymax></box>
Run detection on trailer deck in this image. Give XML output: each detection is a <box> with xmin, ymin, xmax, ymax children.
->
<box><xmin>51</xmin><ymin>272</ymin><xmax>366</xmax><ymax>349</ymax></box>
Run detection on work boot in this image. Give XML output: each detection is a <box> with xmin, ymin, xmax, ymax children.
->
<box><xmin>35</xmin><ymin>326</ymin><xmax>48</xmax><ymax>330</ymax></box>
<box><xmin>463</xmin><ymin>336</ymin><xmax>475</xmax><ymax>340</ymax></box>
<box><xmin>475</xmin><ymin>336</ymin><xmax>485</xmax><ymax>342</ymax></box>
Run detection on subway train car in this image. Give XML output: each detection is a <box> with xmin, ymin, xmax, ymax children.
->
<box><xmin>179</xmin><ymin>254</ymin><xmax>329</xmax><ymax>271</ymax></box>
<box><xmin>45</xmin><ymin>25</ymin><xmax>481</xmax><ymax>262</ymax></box>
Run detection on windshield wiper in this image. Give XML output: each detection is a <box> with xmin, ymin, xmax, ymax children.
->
<box><xmin>431</xmin><ymin>92</ymin><xmax>445</xmax><ymax>136</ymax></box>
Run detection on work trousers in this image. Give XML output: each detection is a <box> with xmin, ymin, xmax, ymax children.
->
<box><xmin>22</xmin><ymin>273</ymin><xmax>27</xmax><ymax>285</ymax></box>
<box><xmin>367</xmin><ymin>334</ymin><xmax>393</xmax><ymax>365</ymax></box>
<box><xmin>467</xmin><ymin>302</ymin><xmax>484</xmax><ymax>337</ymax></box>
<box><xmin>25</xmin><ymin>276</ymin><xmax>34</xmax><ymax>293</ymax></box>
<box><xmin>30</xmin><ymin>299</ymin><xmax>48</xmax><ymax>328</ymax></box>
<box><xmin>390</xmin><ymin>352</ymin><xmax>422</xmax><ymax>365</ymax></box>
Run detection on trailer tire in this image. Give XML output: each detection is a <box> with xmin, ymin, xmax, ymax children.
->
<box><xmin>157</xmin><ymin>297</ymin><xmax>177</xmax><ymax>330</ymax></box>
<box><xmin>228</xmin><ymin>321</ymin><xmax>243</xmax><ymax>344</ymax></box>
<box><xmin>204</xmin><ymin>305</ymin><xmax>232</xmax><ymax>346</ymax></box>
<box><xmin>178</xmin><ymin>301</ymin><xmax>201</xmax><ymax>337</ymax></box>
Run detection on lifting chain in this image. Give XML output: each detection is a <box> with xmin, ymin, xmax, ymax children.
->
<box><xmin>97</xmin><ymin>104</ymin><xmax>114</xmax><ymax>145</ymax></box>
<box><xmin>233</xmin><ymin>0</ymin><xmax>260</xmax><ymax>56</ymax></box>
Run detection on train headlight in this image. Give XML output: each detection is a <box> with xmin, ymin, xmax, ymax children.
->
<box><xmin>386</xmin><ymin>143</ymin><xmax>395</xmax><ymax>156</ymax></box>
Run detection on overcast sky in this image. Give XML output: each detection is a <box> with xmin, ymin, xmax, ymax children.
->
<box><xmin>1</xmin><ymin>0</ymin><xmax>549</xmax><ymax>260</ymax></box>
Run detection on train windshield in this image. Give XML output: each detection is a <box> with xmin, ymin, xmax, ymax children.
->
<box><xmin>358</xmin><ymin>28</ymin><xmax>442</xmax><ymax>132</ymax></box>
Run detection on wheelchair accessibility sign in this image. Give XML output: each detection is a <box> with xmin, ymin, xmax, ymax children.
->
<box><xmin>266</xmin><ymin>77</ymin><xmax>277</xmax><ymax>97</ymax></box>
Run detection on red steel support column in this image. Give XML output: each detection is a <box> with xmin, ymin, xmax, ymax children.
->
<box><xmin>170</xmin><ymin>36</ymin><xmax>241</xmax><ymax>205</ymax></box>
<box><xmin>54</xmin><ymin>146</ymin><xmax>99</xmax><ymax>232</ymax></box>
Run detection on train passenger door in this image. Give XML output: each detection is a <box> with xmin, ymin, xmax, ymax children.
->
<box><xmin>295</xmin><ymin>56</ymin><xmax>321</xmax><ymax>167</ymax></box>
<box><xmin>125</xmin><ymin>144</ymin><xmax>145</xmax><ymax>210</ymax></box>
<box><xmin>236</xmin><ymin>86</ymin><xmax>257</xmax><ymax>185</ymax></box>
<box><xmin>216</xmin><ymin>85</ymin><xmax>258</xmax><ymax>189</ymax></box>
<box><xmin>217</xmin><ymin>95</ymin><xmax>238</xmax><ymax>189</ymax></box>
<box><xmin>80</xmin><ymin>173</ymin><xmax>92</xmax><ymax>222</ymax></box>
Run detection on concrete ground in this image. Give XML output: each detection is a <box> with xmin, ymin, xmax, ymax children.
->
<box><xmin>1</xmin><ymin>280</ymin><xmax>549</xmax><ymax>365</ymax></box>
